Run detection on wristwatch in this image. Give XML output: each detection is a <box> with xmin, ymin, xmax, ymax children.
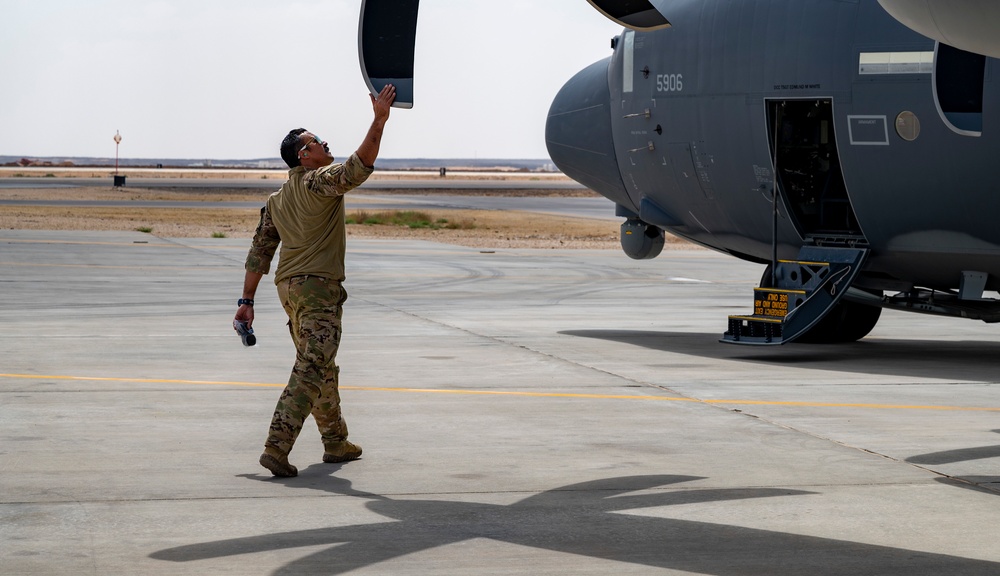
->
<box><xmin>238</xmin><ymin>298</ymin><xmax>254</xmax><ymax>307</ymax></box>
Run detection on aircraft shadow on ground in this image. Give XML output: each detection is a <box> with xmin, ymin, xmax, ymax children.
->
<box><xmin>908</xmin><ymin>431</ymin><xmax>1000</xmax><ymax>466</ymax></box>
<box><xmin>150</xmin><ymin>472</ymin><xmax>1000</xmax><ymax>575</ymax></box>
<box><xmin>559</xmin><ymin>330</ymin><xmax>1000</xmax><ymax>383</ymax></box>
<box><xmin>909</xmin><ymin>430</ymin><xmax>1000</xmax><ymax>493</ymax></box>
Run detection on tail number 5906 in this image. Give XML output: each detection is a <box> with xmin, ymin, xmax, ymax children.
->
<box><xmin>656</xmin><ymin>73</ymin><xmax>683</xmax><ymax>92</ymax></box>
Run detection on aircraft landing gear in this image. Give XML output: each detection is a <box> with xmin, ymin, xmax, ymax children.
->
<box><xmin>795</xmin><ymin>297</ymin><xmax>882</xmax><ymax>343</ymax></box>
<box><xmin>758</xmin><ymin>264</ymin><xmax>882</xmax><ymax>344</ymax></box>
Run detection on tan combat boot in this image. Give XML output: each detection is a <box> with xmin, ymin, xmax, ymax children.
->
<box><xmin>259</xmin><ymin>450</ymin><xmax>298</xmax><ymax>477</ymax></box>
<box><xmin>323</xmin><ymin>440</ymin><xmax>362</xmax><ymax>463</ymax></box>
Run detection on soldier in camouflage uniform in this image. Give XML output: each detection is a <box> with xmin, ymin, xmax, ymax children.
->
<box><xmin>235</xmin><ymin>84</ymin><xmax>396</xmax><ymax>477</ymax></box>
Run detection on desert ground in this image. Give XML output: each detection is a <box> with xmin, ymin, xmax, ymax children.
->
<box><xmin>0</xmin><ymin>171</ymin><xmax>694</xmax><ymax>250</ymax></box>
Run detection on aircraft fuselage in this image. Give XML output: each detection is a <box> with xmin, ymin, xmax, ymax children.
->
<box><xmin>548</xmin><ymin>0</ymin><xmax>1000</xmax><ymax>295</ymax></box>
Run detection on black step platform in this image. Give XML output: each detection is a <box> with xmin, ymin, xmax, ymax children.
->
<box><xmin>722</xmin><ymin>247</ymin><xmax>869</xmax><ymax>345</ymax></box>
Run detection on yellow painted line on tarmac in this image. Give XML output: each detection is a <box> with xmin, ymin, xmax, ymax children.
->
<box><xmin>3</xmin><ymin>372</ymin><xmax>1000</xmax><ymax>413</ymax></box>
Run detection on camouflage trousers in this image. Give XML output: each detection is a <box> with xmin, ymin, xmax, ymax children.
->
<box><xmin>265</xmin><ymin>275</ymin><xmax>349</xmax><ymax>457</ymax></box>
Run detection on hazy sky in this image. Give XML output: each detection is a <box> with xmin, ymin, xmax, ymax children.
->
<box><xmin>1</xmin><ymin>1</ymin><xmax>623</xmax><ymax>160</ymax></box>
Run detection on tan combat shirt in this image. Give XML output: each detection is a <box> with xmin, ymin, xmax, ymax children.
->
<box><xmin>245</xmin><ymin>153</ymin><xmax>373</xmax><ymax>284</ymax></box>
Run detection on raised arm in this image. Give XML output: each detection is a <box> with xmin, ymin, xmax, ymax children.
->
<box><xmin>356</xmin><ymin>84</ymin><xmax>396</xmax><ymax>168</ymax></box>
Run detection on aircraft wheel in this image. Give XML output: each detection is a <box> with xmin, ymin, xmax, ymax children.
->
<box><xmin>759</xmin><ymin>264</ymin><xmax>774</xmax><ymax>288</ymax></box>
<box><xmin>795</xmin><ymin>297</ymin><xmax>882</xmax><ymax>344</ymax></box>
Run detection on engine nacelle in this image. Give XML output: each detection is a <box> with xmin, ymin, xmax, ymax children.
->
<box><xmin>621</xmin><ymin>219</ymin><xmax>665</xmax><ymax>260</ymax></box>
<box><xmin>878</xmin><ymin>0</ymin><xmax>1000</xmax><ymax>58</ymax></box>
<box><xmin>586</xmin><ymin>0</ymin><xmax>671</xmax><ymax>31</ymax></box>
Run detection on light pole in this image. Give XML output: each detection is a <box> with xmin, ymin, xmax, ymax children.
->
<box><xmin>113</xmin><ymin>131</ymin><xmax>125</xmax><ymax>188</ymax></box>
<box><xmin>114</xmin><ymin>130</ymin><xmax>121</xmax><ymax>173</ymax></box>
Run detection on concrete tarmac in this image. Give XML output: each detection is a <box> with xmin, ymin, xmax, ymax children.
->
<box><xmin>2</xmin><ymin>230</ymin><xmax>999</xmax><ymax>575</ymax></box>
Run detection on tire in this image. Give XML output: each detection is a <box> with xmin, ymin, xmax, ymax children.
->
<box><xmin>795</xmin><ymin>298</ymin><xmax>882</xmax><ymax>343</ymax></box>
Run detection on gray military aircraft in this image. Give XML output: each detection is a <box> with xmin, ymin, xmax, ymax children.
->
<box><xmin>359</xmin><ymin>0</ymin><xmax>1000</xmax><ymax>346</ymax></box>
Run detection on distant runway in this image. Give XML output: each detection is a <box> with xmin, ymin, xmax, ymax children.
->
<box><xmin>0</xmin><ymin>176</ymin><xmax>588</xmax><ymax>191</ymax></box>
<box><xmin>0</xmin><ymin>179</ymin><xmax>618</xmax><ymax>221</ymax></box>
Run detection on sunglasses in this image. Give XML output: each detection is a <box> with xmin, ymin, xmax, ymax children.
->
<box><xmin>299</xmin><ymin>136</ymin><xmax>325</xmax><ymax>154</ymax></box>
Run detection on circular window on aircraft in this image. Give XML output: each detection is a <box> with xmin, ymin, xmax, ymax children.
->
<box><xmin>896</xmin><ymin>111</ymin><xmax>920</xmax><ymax>141</ymax></box>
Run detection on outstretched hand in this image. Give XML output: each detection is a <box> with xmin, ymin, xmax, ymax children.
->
<box><xmin>371</xmin><ymin>84</ymin><xmax>396</xmax><ymax>123</ymax></box>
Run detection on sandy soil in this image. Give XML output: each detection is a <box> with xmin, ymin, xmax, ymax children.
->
<box><xmin>0</xmin><ymin>185</ymin><xmax>694</xmax><ymax>250</ymax></box>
